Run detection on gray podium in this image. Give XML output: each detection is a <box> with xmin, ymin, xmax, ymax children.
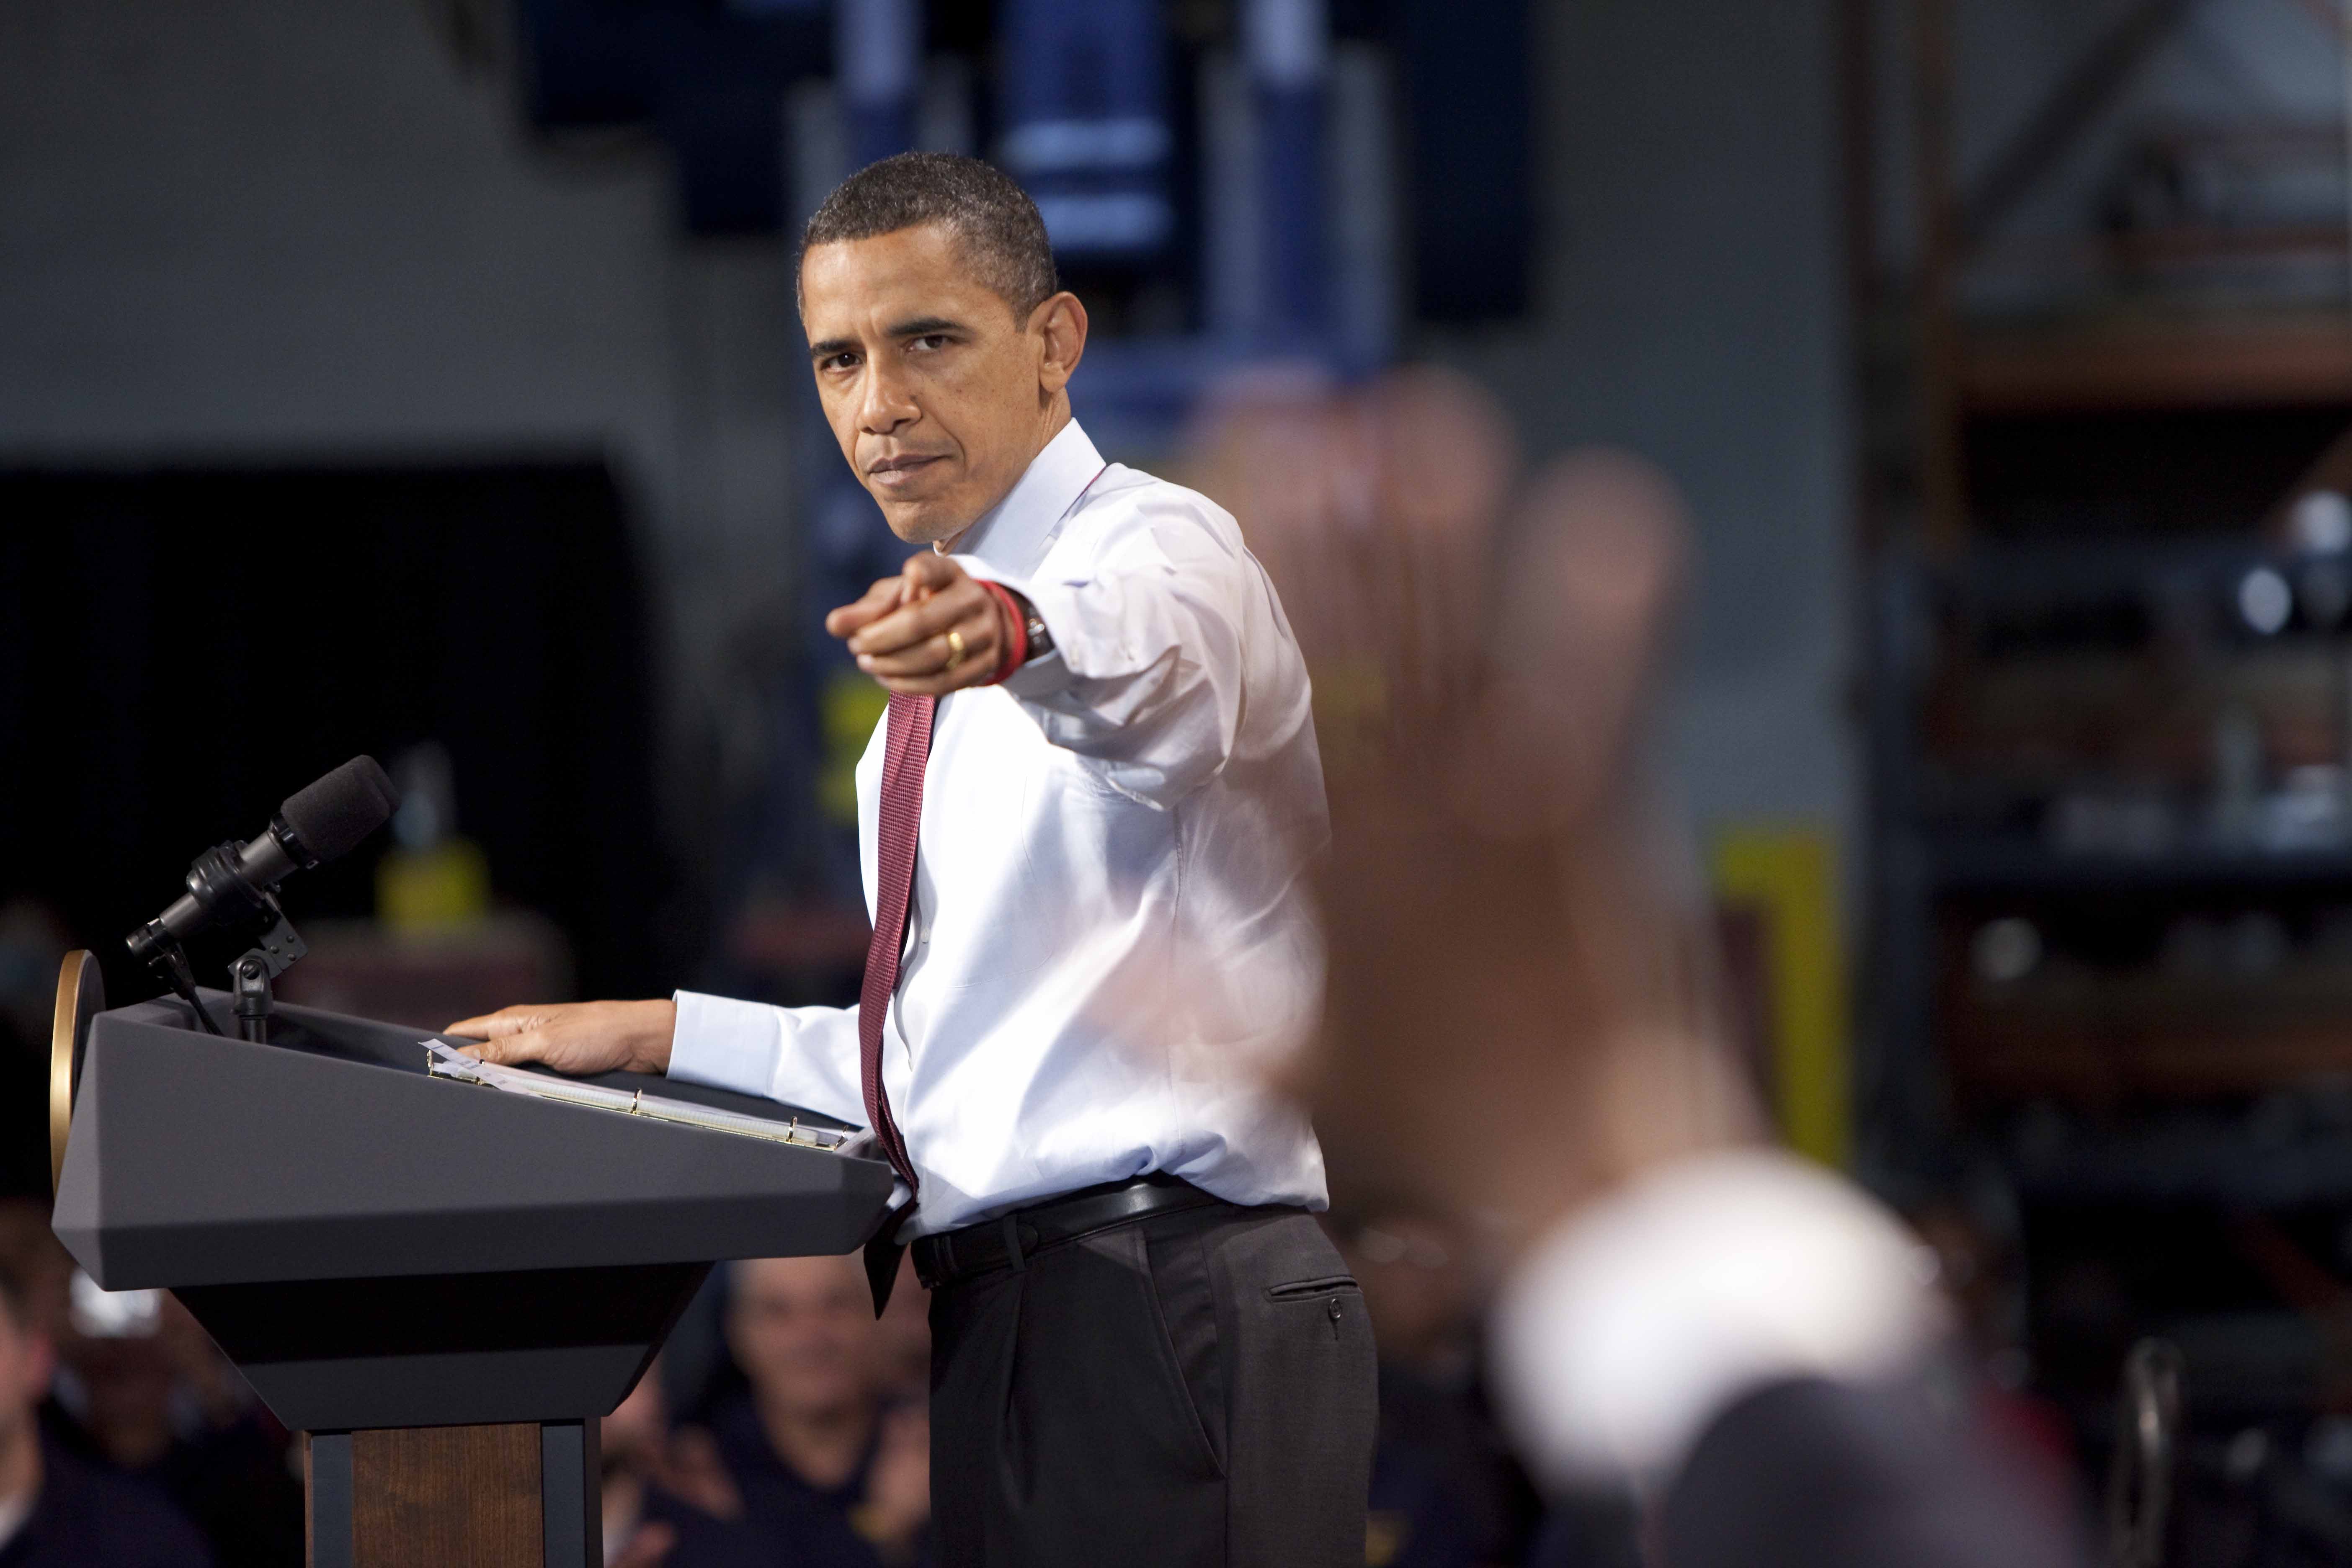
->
<box><xmin>49</xmin><ymin>985</ymin><xmax>895</xmax><ymax>1568</ymax></box>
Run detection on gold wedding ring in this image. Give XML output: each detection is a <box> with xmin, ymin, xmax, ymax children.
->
<box><xmin>946</xmin><ymin>628</ymin><xmax>967</xmax><ymax>666</ymax></box>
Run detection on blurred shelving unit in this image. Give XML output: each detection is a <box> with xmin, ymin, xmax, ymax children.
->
<box><xmin>1959</xmin><ymin>310</ymin><xmax>2352</xmax><ymax>413</ymax></box>
<box><xmin>1859</xmin><ymin>0</ymin><xmax>2352</xmax><ymax>1540</ymax></box>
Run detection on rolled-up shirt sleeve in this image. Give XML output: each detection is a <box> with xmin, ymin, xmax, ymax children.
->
<box><xmin>668</xmin><ymin>990</ymin><xmax>869</xmax><ymax>1130</ymax></box>
<box><xmin>959</xmin><ymin>494</ymin><xmax>1270</xmax><ymax>811</ymax></box>
<box><xmin>1490</xmin><ymin>1148</ymin><xmax>1944</xmax><ymax>1490</ymax></box>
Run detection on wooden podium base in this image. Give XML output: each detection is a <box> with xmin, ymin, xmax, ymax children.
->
<box><xmin>304</xmin><ymin>1421</ymin><xmax>600</xmax><ymax>1568</ymax></box>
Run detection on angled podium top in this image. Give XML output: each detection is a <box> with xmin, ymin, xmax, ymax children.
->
<box><xmin>54</xmin><ymin>995</ymin><xmax>895</xmax><ymax>1289</ymax></box>
<box><xmin>49</xmin><ymin>991</ymin><xmax>898</xmax><ymax>1431</ymax></box>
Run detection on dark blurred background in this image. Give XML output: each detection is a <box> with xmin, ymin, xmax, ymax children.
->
<box><xmin>21</xmin><ymin>0</ymin><xmax>2352</xmax><ymax>1563</ymax></box>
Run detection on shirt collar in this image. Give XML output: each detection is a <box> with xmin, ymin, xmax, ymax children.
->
<box><xmin>951</xmin><ymin>419</ymin><xmax>1105</xmax><ymax>576</ymax></box>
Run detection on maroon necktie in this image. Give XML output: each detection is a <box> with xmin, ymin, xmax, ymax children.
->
<box><xmin>858</xmin><ymin>691</ymin><xmax>932</xmax><ymax>1195</ymax></box>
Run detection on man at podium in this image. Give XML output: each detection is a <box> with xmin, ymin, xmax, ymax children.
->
<box><xmin>451</xmin><ymin>152</ymin><xmax>1373</xmax><ymax>1567</ymax></box>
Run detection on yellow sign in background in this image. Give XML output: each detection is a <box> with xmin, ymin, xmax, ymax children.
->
<box><xmin>1710</xmin><ymin>823</ymin><xmax>1849</xmax><ymax>1168</ymax></box>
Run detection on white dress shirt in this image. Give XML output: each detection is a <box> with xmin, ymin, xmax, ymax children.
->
<box><xmin>1489</xmin><ymin>1148</ymin><xmax>1945</xmax><ymax>1490</ymax></box>
<box><xmin>670</xmin><ymin>419</ymin><xmax>1332</xmax><ymax>1238</ymax></box>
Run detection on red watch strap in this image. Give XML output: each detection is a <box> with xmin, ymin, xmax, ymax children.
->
<box><xmin>978</xmin><ymin>580</ymin><xmax>1029</xmax><ymax>684</ymax></box>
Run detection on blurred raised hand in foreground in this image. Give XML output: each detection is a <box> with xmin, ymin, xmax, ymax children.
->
<box><xmin>1194</xmin><ymin>366</ymin><xmax>1751</xmax><ymax>1238</ymax></box>
<box><xmin>1189</xmin><ymin>369</ymin><xmax>2084</xmax><ymax>1568</ymax></box>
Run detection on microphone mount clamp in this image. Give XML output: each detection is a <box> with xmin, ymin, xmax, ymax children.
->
<box><xmin>229</xmin><ymin>893</ymin><xmax>308</xmax><ymax>1045</ymax></box>
<box><xmin>127</xmin><ymin>839</ymin><xmax>311</xmax><ymax>1043</ymax></box>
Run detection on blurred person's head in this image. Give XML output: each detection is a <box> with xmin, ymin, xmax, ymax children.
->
<box><xmin>0</xmin><ymin>1202</ymin><xmax>73</xmax><ymax>1346</ymax></box>
<box><xmin>797</xmin><ymin>152</ymin><xmax>1088</xmax><ymax>547</ymax></box>
<box><xmin>57</xmin><ymin>1287</ymin><xmax>176</xmax><ymax>1469</ymax></box>
<box><xmin>724</xmin><ymin>1256</ymin><xmax>877</xmax><ymax>1424</ymax></box>
<box><xmin>0</xmin><ymin>1260</ymin><xmax>53</xmax><ymax>1490</ymax></box>
<box><xmin>53</xmin><ymin>1271</ymin><xmax>240</xmax><ymax>1470</ymax></box>
<box><xmin>1336</xmin><ymin>1211</ymin><xmax>1474</xmax><ymax>1377</ymax></box>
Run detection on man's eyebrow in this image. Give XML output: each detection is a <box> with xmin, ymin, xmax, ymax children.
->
<box><xmin>807</xmin><ymin>317</ymin><xmax>970</xmax><ymax>361</ymax></box>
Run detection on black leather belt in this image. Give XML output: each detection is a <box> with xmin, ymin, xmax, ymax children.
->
<box><xmin>910</xmin><ymin>1172</ymin><xmax>1225</xmax><ymax>1291</ymax></box>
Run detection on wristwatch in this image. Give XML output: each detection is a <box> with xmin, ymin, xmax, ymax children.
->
<box><xmin>1018</xmin><ymin>596</ymin><xmax>1055</xmax><ymax>660</ymax></box>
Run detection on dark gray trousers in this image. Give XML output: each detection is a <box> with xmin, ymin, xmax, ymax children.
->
<box><xmin>928</xmin><ymin>1202</ymin><xmax>1377</xmax><ymax>1567</ymax></box>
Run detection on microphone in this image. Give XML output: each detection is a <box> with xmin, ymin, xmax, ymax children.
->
<box><xmin>125</xmin><ymin>756</ymin><xmax>401</xmax><ymax>968</ymax></box>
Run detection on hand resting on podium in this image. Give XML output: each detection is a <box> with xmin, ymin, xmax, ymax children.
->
<box><xmin>444</xmin><ymin>998</ymin><xmax>678</xmax><ymax>1077</ymax></box>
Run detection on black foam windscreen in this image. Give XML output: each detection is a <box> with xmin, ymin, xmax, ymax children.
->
<box><xmin>279</xmin><ymin>756</ymin><xmax>400</xmax><ymax>864</ymax></box>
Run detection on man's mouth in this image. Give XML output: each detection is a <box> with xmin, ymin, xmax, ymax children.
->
<box><xmin>868</xmin><ymin>454</ymin><xmax>946</xmax><ymax>487</ymax></box>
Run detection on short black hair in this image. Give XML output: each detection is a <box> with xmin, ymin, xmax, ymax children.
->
<box><xmin>799</xmin><ymin>152</ymin><xmax>1060</xmax><ymax>321</ymax></box>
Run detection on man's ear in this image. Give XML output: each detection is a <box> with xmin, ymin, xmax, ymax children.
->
<box><xmin>1031</xmin><ymin>291</ymin><xmax>1088</xmax><ymax>396</ymax></box>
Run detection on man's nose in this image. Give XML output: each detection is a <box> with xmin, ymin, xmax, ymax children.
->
<box><xmin>860</xmin><ymin>362</ymin><xmax>920</xmax><ymax>434</ymax></box>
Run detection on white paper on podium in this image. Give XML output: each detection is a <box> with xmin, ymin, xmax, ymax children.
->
<box><xmin>420</xmin><ymin>1040</ymin><xmax>860</xmax><ymax>1153</ymax></box>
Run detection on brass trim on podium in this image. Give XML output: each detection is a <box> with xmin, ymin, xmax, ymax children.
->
<box><xmin>51</xmin><ymin>950</ymin><xmax>101</xmax><ymax>1196</ymax></box>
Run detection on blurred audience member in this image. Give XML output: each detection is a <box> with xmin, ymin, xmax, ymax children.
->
<box><xmin>0</xmin><ymin>1255</ymin><xmax>211</xmax><ymax>1567</ymax></box>
<box><xmin>712</xmin><ymin>1255</ymin><xmax>929</xmax><ymax>1565</ymax></box>
<box><xmin>0</xmin><ymin>1211</ymin><xmax>69</xmax><ymax>1358</ymax></box>
<box><xmin>50</xmin><ymin>1279</ymin><xmax>300</xmax><ymax>1568</ymax></box>
<box><xmin>5</xmin><ymin>1200</ymin><xmax>297</xmax><ymax>1564</ymax></box>
<box><xmin>602</xmin><ymin>1369</ymin><xmax>681</xmax><ymax>1567</ymax></box>
<box><xmin>1338</xmin><ymin>1210</ymin><xmax>1537</xmax><ymax>1567</ymax></box>
<box><xmin>150</xmin><ymin>1296</ymin><xmax>302</xmax><ymax>1568</ymax></box>
<box><xmin>601</xmin><ymin>1358</ymin><xmax>771</xmax><ymax>1568</ymax></box>
<box><xmin>1196</xmin><ymin>369</ymin><xmax>2084</xmax><ymax>1568</ymax></box>
<box><xmin>0</xmin><ymin>1206</ymin><xmax>88</xmax><ymax>1476</ymax></box>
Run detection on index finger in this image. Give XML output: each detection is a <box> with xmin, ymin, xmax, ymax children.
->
<box><xmin>826</xmin><ymin>575</ymin><xmax>913</xmax><ymax>639</ymax></box>
<box><xmin>443</xmin><ymin>1005</ymin><xmax>552</xmax><ymax>1039</ymax></box>
<box><xmin>458</xmin><ymin>1027</ymin><xmax>554</xmax><ymax>1066</ymax></box>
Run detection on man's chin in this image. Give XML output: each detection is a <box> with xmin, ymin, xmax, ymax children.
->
<box><xmin>877</xmin><ymin>495</ymin><xmax>968</xmax><ymax>548</ymax></box>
